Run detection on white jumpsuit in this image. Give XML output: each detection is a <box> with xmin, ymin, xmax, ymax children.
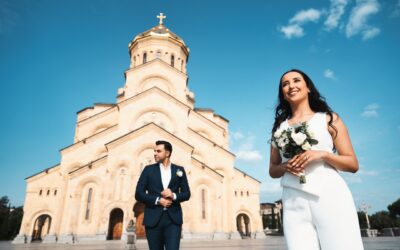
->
<box><xmin>276</xmin><ymin>112</ymin><xmax>364</xmax><ymax>250</ymax></box>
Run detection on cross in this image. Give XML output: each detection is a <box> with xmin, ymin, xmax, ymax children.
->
<box><xmin>157</xmin><ymin>13</ymin><xmax>166</xmax><ymax>25</ymax></box>
<box><xmin>360</xmin><ymin>202</ymin><xmax>371</xmax><ymax>229</ymax></box>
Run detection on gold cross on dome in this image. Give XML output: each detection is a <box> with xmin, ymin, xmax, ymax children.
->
<box><xmin>157</xmin><ymin>13</ymin><xmax>166</xmax><ymax>24</ymax></box>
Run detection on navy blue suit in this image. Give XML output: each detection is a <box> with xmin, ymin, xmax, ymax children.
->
<box><xmin>135</xmin><ymin>163</ymin><xmax>190</xmax><ymax>250</ymax></box>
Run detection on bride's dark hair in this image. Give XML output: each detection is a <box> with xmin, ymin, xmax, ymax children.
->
<box><xmin>272</xmin><ymin>69</ymin><xmax>338</xmax><ymax>138</ymax></box>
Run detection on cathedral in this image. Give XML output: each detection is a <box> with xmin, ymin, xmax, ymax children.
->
<box><xmin>13</xmin><ymin>14</ymin><xmax>265</xmax><ymax>244</ymax></box>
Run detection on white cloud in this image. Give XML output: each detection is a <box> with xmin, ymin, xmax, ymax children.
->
<box><xmin>324</xmin><ymin>69</ymin><xmax>336</xmax><ymax>79</ymax></box>
<box><xmin>280</xmin><ymin>8</ymin><xmax>322</xmax><ymax>39</ymax></box>
<box><xmin>362</xmin><ymin>27</ymin><xmax>380</xmax><ymax>40</ymax></box>
<box><xmin>290</xmin><ymin>9</ymin><xmax>322</xmax><ymax>24</ymax></box>
<box><xmin>346</xmin><ymin>0</ymin><xmax>380</xmax><ymax>39</ymax></box>
<box><xmin>361</xmin><ymin>103</ymin><xmax>379</xmax><ymax>117</ymax></box>
<box><xmin>232</xmin><ymin>131</ymin><xmax>244</xmax><ymax>140</ymax></box>
<box><xmin>280</xmin><ymin>24</ymin><xmax>304</xmax><ymax>39</ymax></box>
<box><xmin>232</xmin><ymin>132</ymin><xmax>263</xmax><ymax>162</ymax></box>
<box><xmin>236</xmin><ymin>150</ymin><xmax>263</xmax><ymax>161</ymax></box>
<box><xmin>365</xmin><ymin>103</ymin><xmax>379</xmax><ymax>110</ymax></box>
<box><xmin>324</xmin><ymin>0</ymin><xmax>349</xmax><ymax>30</ymax></box>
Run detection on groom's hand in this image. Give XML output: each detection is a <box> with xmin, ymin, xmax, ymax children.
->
<box><xmin>161</xmin><ymin>188</ymin><xmax>173</xmax><ymax>199</ymax></box>
<box><xmin>159</xmin><ymin>197</ymin><xmax>172</xmax><ymax>207</ymax></box>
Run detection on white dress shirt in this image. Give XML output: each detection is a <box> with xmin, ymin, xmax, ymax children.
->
<box><xmin>155</xmin><ymin>162</ymin><xmax>176</xmax><ymax>207</ymax></box>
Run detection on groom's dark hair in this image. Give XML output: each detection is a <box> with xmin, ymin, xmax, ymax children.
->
<box><xmin>156</xmin><ymin>140</ymin><xmax>173</xmax><ymax>156</ymax></box>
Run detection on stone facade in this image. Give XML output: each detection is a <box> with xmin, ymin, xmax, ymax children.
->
<box><xmin>13</xmin><ymin>16</ymin><xmax>264</xmax><ymax>244</ymax></box>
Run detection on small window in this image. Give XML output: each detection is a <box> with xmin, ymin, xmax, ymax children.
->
<box><xmin>201</xmin><ymin>189</ymin><xmax>206</xmax><ymax>220</ymax></box>
<box><xmin>156</xmin><ymin>51</ymin><xmax>161</xmax><ymax>59</ymax></box>
<box><xmin>143</xmin><ymin>52</ymin><xmax>147</xmax><ymax>64</ymax></box>
<box><xmin>247</xmin><ymin>191</ymin><xmax>249</xmax><ymax>197</ymax></box>
<box><xmin>241</xmin><ymin>191</ymin><xmax>243</xmax><ymax>197</ymax></box>
<box><xmin>234</xmin><ymin>191</ymin><xmax>237</xmax><ymax>197</ymax></box>
<box><xmin>47</xmin><ymin>190</ymin><xmax>50</xmax><ymax>196</ymax></box>
<box><xmin>133</xmin><ymin>56</ymin><xmax>136</xmax><ymax>67</ymax></box>
<box><xmin>39</xmin><ymin>189</ymin><xmax>43</xmax><ymax>196</ymax></box>
<box><xmin>54</xmin><ymin>190</ymin><xmax>57</xmax><ymax>196</ymax></box>
<box><xmin>85</xmin><ymin>188</ymin><xmax>93</xmax><ymax>220</ymax></box>
<box><xmin>171</xmin><ymin>55</ymin><xmax>175</xmax><ymax>67</ymax></box>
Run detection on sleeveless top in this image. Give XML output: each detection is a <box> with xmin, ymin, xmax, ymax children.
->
<box><xmin>276</xmin><ymin>112</ymin><xmax>339</xmax><ymax>196</ymax></box>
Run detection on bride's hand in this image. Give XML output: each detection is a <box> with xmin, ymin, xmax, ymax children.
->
<box><xmin>288</xmin><ymin>150</ymin><xmax>327</xmax><ymax>172</ymax></box>
<box><xmin>282</xmin><ymin>162</ymin><xmax>302</xmax><ymax>177</ymax></box>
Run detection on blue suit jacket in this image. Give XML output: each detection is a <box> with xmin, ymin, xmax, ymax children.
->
<box><xmin>135</xmin><ymin>163</ymin><xmax>191</xmax><ymax>227</ymax></box>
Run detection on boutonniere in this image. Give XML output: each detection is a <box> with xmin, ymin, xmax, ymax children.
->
<box><xmin>176</xmin><ymin>169</ymin><xmax>183</xmax><ymax>177</ymax></box>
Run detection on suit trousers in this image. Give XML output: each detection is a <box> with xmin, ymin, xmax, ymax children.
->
<box><xmin>282</xmin><ymin>176</ymin><xmax>364</xmax><ymax>250</ymax></box>
<box><xmin>145</xmin><ymin>210</ymin><xmax>182</xmax><ymax>250</ymax></box>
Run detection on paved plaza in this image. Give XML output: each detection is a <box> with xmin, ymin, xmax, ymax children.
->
<box><xmin>1</xmin><ymin>237</ymin><xmax>399</xmax><ymax>250</ymax></box>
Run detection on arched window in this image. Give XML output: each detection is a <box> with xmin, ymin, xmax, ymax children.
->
<box><xmin>46</xmin><ymin>190</ymin><xmax>50</xmax><ymax>196</ymax></box>
<box><xmin>54</xmin><ymin>190</ymin><xmax>57</xmax><ymax>196</ymax></box>
<box><xmin>143</xmin><ymin>52</ymin><xmax>147</xmax><ymax>64</ymax></box>
<box><xmin>201</xmin><ymin>189</ymin><xmax>206</xmax><ymax>220</ymax></box>
<box><xmin>85</xmin><ymin>188</ymin><xmax>93</xmax><ymax>220</ymax></box>
<box><xmin>39</xmin><ymin>189</ymin><xmax>42</xmax><ymax>196</ymax></box>
<box><xmin>247</xmin><ymin>191</ymin><xmax>249</xmax><ymax>197</ymax></box>
<box><xmin>156</xmin><ymin>50</ymin><xmax>161</xmax><ymax>59</ymax></box>
<box><xmin>170</xmin><ymin>55</ymin><xmax>175</xmax><ymax>67</ymax></box>
<box><xmin>133</xmin><ymin>56</ymin><xmax>136</xmax><ymax>67</ymax></box>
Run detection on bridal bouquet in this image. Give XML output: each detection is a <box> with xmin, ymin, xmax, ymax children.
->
<box><xmin>272</xmin><ymin>122</ymin><xmax>318</xmax><ymax>184</ymax></box>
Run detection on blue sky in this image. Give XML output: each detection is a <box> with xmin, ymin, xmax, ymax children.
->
<box><xmin>0</xmin><ymin>0</ymin><xmax>399</xmax><ymax>214</ymax></box>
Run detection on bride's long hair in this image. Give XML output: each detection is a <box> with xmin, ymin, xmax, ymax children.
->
<box><xmin>272</xmin><ymin>69</ymin><xmax>337</xmax><ymax>138</ymax></box>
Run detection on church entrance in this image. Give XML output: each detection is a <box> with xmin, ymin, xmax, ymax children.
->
<box><xmin>236</xmin><ymin>213</ymin><xmax>251</xmax><ymax>238</ymax></box>
<box><xmin>107</xmin><ymin>208</ymin><xmax>124</xmax><ymax>240</ymax></box>
<box><xmin>133</xmin><ymin>202</ymin><xmax>146</xmax><ymax>239</ymax></box>
<box><xmin>31</xmin><ymin>214</ymin><xmax>51</xmax><ymax>242</ymax></box>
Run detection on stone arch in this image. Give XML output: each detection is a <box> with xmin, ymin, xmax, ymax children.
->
<box><xmin>236</xmin><ymin>210</ymin><xmax>253</xmax><ymax>238</ymax></box>
<box><xmin>31</xmin><ymin>214</ymin><xmax>52</xmax><ymax>242</ymax></box>
<box><xmin>107</xmin><ymin>208</ymin><xmax>124</xmax><ymax>240</ymax></box>
<box><xmin>138</xmin><ymin>75</ymin><xmax>175</xmax><ymax>96</ymax></box>
<box><xmin>131</xmin><ymin>107</ymin><xmax>177</xmax><ymax>134</ymax></box>
<box><xmin>27</xmin><ymin>210</ymin><xmax>54</xmax><ymax>239</ymax></box>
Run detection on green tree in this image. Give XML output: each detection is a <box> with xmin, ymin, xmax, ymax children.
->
<box><xmin>388</xmin><ymin>198</ymin><xmax>400</xmax><ymax>219</ymax></box>
<box><xmin>0</xmin><ymin>196</ymin><xmax>23</xmax><ymax>240</ymax></box>
<box><xmin>357</xmin><ymin>211</ymin><xmax>368</xmax><ymax>229</ymax></box>
<box><xmin>369</xmin><ymin>211</ymin><xmax>397</xmax><ymax>230</ymax></box>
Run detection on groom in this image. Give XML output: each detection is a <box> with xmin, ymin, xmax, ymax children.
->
<box><xmin>135</xmin><ymin>140</ymin><xmax>191</xmax><ymax>250</ymax></box>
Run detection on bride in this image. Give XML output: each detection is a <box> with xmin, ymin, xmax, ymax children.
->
<box><xmin>269</xmin><ymin>69</ymin><xmax>364</xmax><ymax>250</ymax></box>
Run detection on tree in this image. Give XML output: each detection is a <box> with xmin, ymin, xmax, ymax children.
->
<box><xmin>388</xmin><ymin>198</ymin><xmax>400</xmax><ymax>219</ymax></box>
<box><xmin>0</xmin><ymin>196</ymin><xmax>23</xmax><ymax>240</ymax></box>
<box><xmin>357</xmin><ymin>211</ymin><xmax>368</xmax><ymax>229</ymax></box>
<box><xmin>369</xmin><ymin>211</ymin><xmax>397</xmax><ymax>230</ymax></box>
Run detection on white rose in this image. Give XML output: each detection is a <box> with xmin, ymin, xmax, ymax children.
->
<box><xmin>274</xmin><ymin>128</ymin><xmax>283</xmax><ymax>138</ymax></box>
<box><xmin>278</xmin><ymin>137</ymin><xmax>288</xmax><ymax>148</ymax></box>
<box><xmin>308</xmin><ymin>131</ymin><xmax>315</xmax><ymax>138</ymax></box>
<box><xmin>291</xmin><ymin>131</ymin><xmax>307</xmax><ymax>146</ymax></box>
<box><xmin>301</xmin><ymin>141</ymin><xmax>312</xmax><ymax>151</ymax></box>
<box><xmin>176</xmin><ymin>170</ymin><xmax>183</xmax><ymax>177</ymax></box>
